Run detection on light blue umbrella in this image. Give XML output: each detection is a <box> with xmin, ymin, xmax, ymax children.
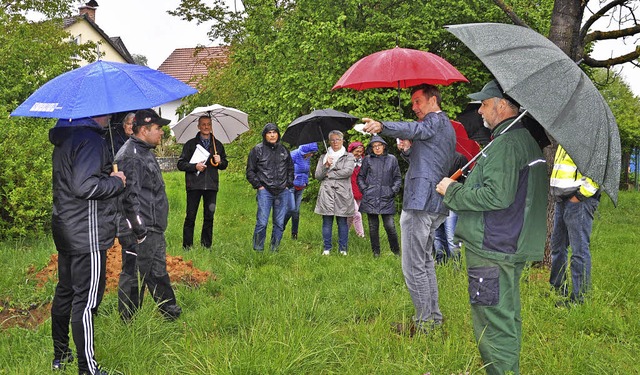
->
<box><xmin>11</xmin><ymin>60</ymin><xmax>197</xmax><ymax>120</ymax></box>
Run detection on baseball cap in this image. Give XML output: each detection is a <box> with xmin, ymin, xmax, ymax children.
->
<box><xmin>134</xmin><ymin>109</ymin><xmax>170</xmax><ymax>127</ymax></box>
<box><xmin>468</xmin><ymin>80</ymin><xmax>504</xmax><ymax>101</ymax></box>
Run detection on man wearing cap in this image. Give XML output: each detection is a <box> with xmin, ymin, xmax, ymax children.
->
<box><xmin>436</xmin><ymin>80</ymin><xmax>548</xmax><ymax>375</ymax></box>
<box><xmin>362</xmin><ymin>84</ymin><xmax>456</xmax><ymax>336</ymax></box>
<box><xmin>115</xmin><ymin>109</ymin><xmax>182</xmax><ymax>321</ymax></box>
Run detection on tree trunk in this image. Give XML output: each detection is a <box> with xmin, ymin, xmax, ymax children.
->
<box><xmin>542</xmin><ymin>0</ymin><xmax>587</xmax><ymax>267</ymax></box>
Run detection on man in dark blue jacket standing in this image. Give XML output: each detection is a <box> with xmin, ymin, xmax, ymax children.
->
<box><xmin>49</xmin><ymin>115</ymin><xmax>126</xmax><ymax>375</ymax></box>
<box><xmin>246</xmin><ymin>123</ymin><xmax>294</xmax><ymax>252</ymax></box>
<box><xmin>177</xmin><ymin>116</ymin><xmax>228</xmax><ymax>250</ymax></box>
<box><xmin>115</xmin><ymin>109</ymin><xmax>182</xmax><ymax>322</ymax></box>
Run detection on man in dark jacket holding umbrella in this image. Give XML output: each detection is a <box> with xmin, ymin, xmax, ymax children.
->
<box><xmin>49</xmin><ymin>115</ymin><xmax>126</xmax><ymax>375</ymax></box>
<box><xmin>177</xmin><ymin>116</ymin><xmax>228</xmax><ymax>250</ymax></box>
<box><xmin>115</xmin><ymin>109</ymin><xmax>182</xmax><ymax>322</ymax></box>
<box><xmin>246</xmin><ymin>123</ymin><xmax>294</xmax><ymax>252</ymax></box>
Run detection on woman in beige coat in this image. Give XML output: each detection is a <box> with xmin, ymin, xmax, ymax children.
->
<box><xmin>315</xmin><ymin>130</ymin><xmax>355</xmax><ymax>255</ymax></box>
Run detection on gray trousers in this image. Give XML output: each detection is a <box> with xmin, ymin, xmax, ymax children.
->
<box><xmin>400</xmin><ymin>209</ymin><xmax>446</xmax><ymax>324</ymax></box>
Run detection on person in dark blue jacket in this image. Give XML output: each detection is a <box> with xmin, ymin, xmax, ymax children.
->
<box><xmin>284</xmin><ymin>142</ymin><xmax>318</xmax><ymax>239</ymax></box>
<box><xmin>357</xmin><ymin>136</ymin><xmax>402</xmax><ymax>257</ymax></box>
<box><xmin>246</xmin><ymin>123</ymin><xmax>294</xmax><ymax>252</ymax></box>
<box><xmin>49</xmin><ymin>115</ymin><xmax>126</xmax><ymax>375</ymax></box>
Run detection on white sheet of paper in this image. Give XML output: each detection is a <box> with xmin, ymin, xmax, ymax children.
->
<box><xmin>190</xmin><ymin>144</ymin><xmax>210</xmax><ymax>164</ymax></box>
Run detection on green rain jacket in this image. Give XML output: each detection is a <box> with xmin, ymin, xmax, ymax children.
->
<box><xmin>443</xmin><ymin>118</ymin><xmax>548</xmax><ymax>263</ymax></box>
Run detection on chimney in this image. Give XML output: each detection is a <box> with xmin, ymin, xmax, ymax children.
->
<box><xmin>79</xmin><ymin>1</ymin><xmax>99</xmax><ymax>23</ymax></box>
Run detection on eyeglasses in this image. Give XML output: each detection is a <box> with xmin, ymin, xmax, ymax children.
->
<box><xmin>372</xmin><ymin>144</ymin><xmax>384</xmax><ymax>149</ymax></box>
<box><xmin>329</xmin><ymin>139</ymin><xmax>343</xmax><ymax>143</ymax></box>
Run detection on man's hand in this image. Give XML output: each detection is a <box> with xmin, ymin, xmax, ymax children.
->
<box><xmin>362</xmin><ymin>118</ymin><xmax>382</xmax><ymax>134</ymax></box>
<box><xmin>212</xmin><ymin>154</ymin><xmax>221</xmax><ymax>164</ymax></box>
<box><xmin>397</xmin><ymin>139</ymin><xmax>412</xmax><ymax>152</ymax></box>
<box><xmin>111</xmin><ymin>171</ymin><xmax>126</xmax><ymax>187</ymax></box>
<box><xmin>196</xmin><ymin>161</ymin><xmax>207</xmax><ymax>172</ymax></box>
<box><xmin>436</xmin><ymin>177</ymin><xmax>455</xmax><ymax>196</ymax></box>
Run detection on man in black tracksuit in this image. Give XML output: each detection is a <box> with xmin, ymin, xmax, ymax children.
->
<box><xmin>49</xmin><ymin>115</ymin><xmax>126</xmax><ymax>375</ymax></box>
<box><xmin>115</xmin><ymin>109</ymin><xmax>182</xmax><ymax>322</ymax></box>
<box><xmin>177</xmin><ymin>116</ymin><xmax>228</xmax><ymax>249</ymax></box>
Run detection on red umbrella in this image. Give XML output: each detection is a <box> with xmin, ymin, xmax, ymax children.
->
<box><xmin>450</xmin><ymin>120</ymin><xmax>480</xmax><ymax>165</ymax></box>
<box><xmin>332</xmin><ymin>47</ymin><xmax>468</xmax><ymax>90</ymax></box>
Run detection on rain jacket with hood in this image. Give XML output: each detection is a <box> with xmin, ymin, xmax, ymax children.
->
<box><xmin>49</xmin><ymin>118</ymin><xmax>125</xmax><ymax>254</ymax></box>
<box><xmin>246</xmin><ymin>123</ymin><xmax>294</xmax><ymax>195</ymax></box>
<box><xmin>177</xmin><ymin>132</ymin><xmax>228</xmax><ymax>191</ymax></box>
<box><xmin>290</xmin><ymin>142</ymin><xmax>319</xmax><ymax>188</ymax></box>
<box><xmin>357</xmin><ymin>136</ymin><xmax>402</xmax><ymax>215</ymax></box>
<box><xmin>115</xmin><ymin>136</ymin><xmax>169</xmax><ymax>240</ymax></box>
<box><xmin>444</xmin><ymin>118</ymin><xmax>548</xmax><ymax>261</ymax></box>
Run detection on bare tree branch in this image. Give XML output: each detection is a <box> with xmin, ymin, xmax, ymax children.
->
<box><xmin>583</xmin><ymin>44</ymin><xmax>640</xmax><ymax>67</ymax></box>
<box><xmin>581</xmin><ymin>0</ymin><xmax>629</xmax><ymax>40</ymax></box>
<box><xmin>491</xmin><ymin>0</ymin><xmax>530</xmax><ymax>28</ymax></box>
<box><xmin>585</xmin><ymin>23</ymin><xmax>640</xmax><ymax>43</ymax></box>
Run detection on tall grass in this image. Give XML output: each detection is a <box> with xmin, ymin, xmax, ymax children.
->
<box><xmin>0</xmin><ymin>171</ymin><xmax>638</xmax><ymax>374</ymax></box>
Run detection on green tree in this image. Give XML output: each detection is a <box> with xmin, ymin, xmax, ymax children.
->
<box><xmin>0</xmin><ymin>3</ymin><xmax>97</xmax><ymax>237</ymax></box>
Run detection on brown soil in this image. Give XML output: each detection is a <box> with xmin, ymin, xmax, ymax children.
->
<box><xmin>1</xmin><ymin>240</ymin><xmax>214</xmax><ymax>330</ymax></box>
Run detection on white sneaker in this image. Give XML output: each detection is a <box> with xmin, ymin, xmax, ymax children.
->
<box><xmin>322</xmin><ymin>250</ymin><xmax>331</xmax><ymax>255</ymax></box>
<box><xmin>339</xmin><ymin>250</ymin><xmax>347</xmax><ymax>256</ymax></box>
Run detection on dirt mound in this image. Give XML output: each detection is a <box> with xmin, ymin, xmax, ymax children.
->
<box><xmin>1</xmin><ymin>240</ymin><xmax>214</xmax><ymax>330</ymax></box>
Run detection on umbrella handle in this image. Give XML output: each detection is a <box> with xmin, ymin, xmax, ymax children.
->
<box><xmin>209</xmin><ymin>140</ymin><xmax>219</xmax><ymax>167</ymax></box>
<box><xmin>113</xmin><ymin>163</ymin><xmax>119</xmax><ymax>173</ymax></box>
<box><xmin>450</xmin><ymin>169</ymin><xmax>463</xmax><ymax>181</ymax></box>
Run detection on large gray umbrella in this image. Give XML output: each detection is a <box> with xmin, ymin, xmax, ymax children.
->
<box><xmin>447</xmin><ymin>23</ymin><xmax>621</xmax><ymax>204</ymax></box>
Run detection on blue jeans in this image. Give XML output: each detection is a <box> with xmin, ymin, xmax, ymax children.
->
<box><xmin>549</xmin><ymin>197</ymin><xmax>599</xmax><ymax>302</ymax></box>
<box><xmin>434</xmin><ymin>211</ymin><xmax>460</xmax><ymax>262</ymax></box>
<box><xmin>322</xmin><ymin>215</ymin><xmax>348</xmax><ymax>252</ymax></box>
<box><xmin>253</xmin><ymin>188</ymin><xmax>292</xmax><ymax>251</ymax></box>
<box><xmin>284</xmin><ymin>187</ymin><xmax>304</xmax><ymax>235</ymax></box>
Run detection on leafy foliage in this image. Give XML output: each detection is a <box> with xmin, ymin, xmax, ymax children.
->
<box><xmin>0</xmin><ymin>4</ymin><xmax>97</xmax><ymax>238</ymax></box>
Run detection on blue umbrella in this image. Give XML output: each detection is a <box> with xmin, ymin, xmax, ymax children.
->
<box><xmin>11</xmin><ymin>60</ymin><xmax>197</xmax><ymax>120</ymax></box>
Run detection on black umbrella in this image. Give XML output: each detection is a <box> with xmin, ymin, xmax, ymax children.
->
<box><xmin>282</xmin><ymin>108</ymin><xmax>359</xmax><ymax>147</ymax></box>
<box><xmin>447</xmin><ymin>23</ymin><xmax>621</xmax><ymax>204</ymax></box>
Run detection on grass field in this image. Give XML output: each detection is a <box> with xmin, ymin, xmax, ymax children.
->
<box><xmin>1</xmin><ymin>171</ymin><xmax>639</xmax><ymax>374</ymax></box>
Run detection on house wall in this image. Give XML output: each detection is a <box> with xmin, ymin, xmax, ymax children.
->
<box><xmin>65</xmin><ymin>20</ymin><xmax>128</xmax><ymax>65</ymax></box>
<box><xmin>157</xmin><ymin>99</ymin><xmax>185</xmax><ymax>127</ymax></box>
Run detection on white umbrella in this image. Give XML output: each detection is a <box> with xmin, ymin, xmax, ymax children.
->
<box><xmin>171</xmin><ymin>104</ymin><xmax>249</xmax><ymax>144</ymax></box>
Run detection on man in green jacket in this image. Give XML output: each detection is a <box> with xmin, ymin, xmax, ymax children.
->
<box><xmin>436</xmin><ymin>80</ymin><xmax>548</xmax><ymax>375</ymax></box>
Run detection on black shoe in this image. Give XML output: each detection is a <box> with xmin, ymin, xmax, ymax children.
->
<box><xmin>373</xmin><ymin>252</ymin><xmax>380</xmax><ymax>258</ymax></box>
<box><xmin>161</xmin><ymin>304</ymin><xmax>182</xmax><ymax>321</ymax></box>
<box><xmin>79</xmin><ymin>367</ymin><xmax>109</xmax><ymax>375</ymax></box>
<box><xmin>52</xmin><ymin>352</ymin><xmax>74</xmax><ymax>370</ymax></box>
<box><xmin>292</xmin><ymin>233</ymin><xmax>298</xmax><ymax>240</ymax></box>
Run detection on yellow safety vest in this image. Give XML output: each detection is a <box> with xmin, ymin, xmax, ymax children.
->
<box><xmin>550</xmin><ymin>146</ymin><xmax>599</xmax><ymax>199</ymax></box>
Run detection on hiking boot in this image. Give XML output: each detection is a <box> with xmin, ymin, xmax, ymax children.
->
<box><xmin>161</xmin><ymin>304</ymin><xmax>182</xmax><ymax>321</ymax></box>
<box><xmin>52</xmin><ymin>352</ymin><xmax>74</xmax><ymax>370</ymax></box>
<box><xmin>322</xmin><ymin>249</ymin><xmax>331</xmax><ymax>255</ymax></box>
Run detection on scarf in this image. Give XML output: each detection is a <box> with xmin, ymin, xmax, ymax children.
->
<box><xmin>323</xmin><ymin>146</ymin><xmax>346</xmax><ymax>170</ymax></box>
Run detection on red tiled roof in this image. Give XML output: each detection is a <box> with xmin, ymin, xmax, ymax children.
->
<box><xmin>157</xmin><ymin>46</ymin><xmax>229</xmax><ymax>88</ymax></box>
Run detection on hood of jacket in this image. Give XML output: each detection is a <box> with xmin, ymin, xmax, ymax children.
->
<box><xmin>50</xmin><ymin>117</ymin><xmax>104</xmax><ymax>147</ymax></box>
<box><xmin>367</xmin><ymin>135</ymin><xmax>388</xmax><ymax>156</ymax></box>
<box><xmin>298</xmin><ymin>142</ymin><xmax>319</xmax><ymax>154</ymax></box>
<box><xmin>262</xmin><ymin>123</ymin><xmax>281</xmax><ymax>146</ymax></box>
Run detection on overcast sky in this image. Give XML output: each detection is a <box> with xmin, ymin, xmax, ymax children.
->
<box><xmin>92</xmin><ymin>0</ymin><xmax>638</xmax><ymax>96</ymax></box>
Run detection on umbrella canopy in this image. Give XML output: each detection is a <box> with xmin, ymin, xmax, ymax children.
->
<box><xmin>171</xmin><ymin>104</ymin><xmax>249</xmax><ymax>144</ymax></box>
<box><xmin>446</xmin><ymin>23</ymin><xmax>621</xmax><ymax>204</ymax></box>
<box><xmin>11</xmin><ymin>60</ymin><xmax>197</xmax><ymax>119</ymax></box>
<box><xmin>282</xmin><ymin>109</ymin><xmax>359</xmax><ymax>147</ymax></box>
<box><xmin>332</xmin><ymin>47</ymin><xmax>468</xmax><ymax>90</ymax></box>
